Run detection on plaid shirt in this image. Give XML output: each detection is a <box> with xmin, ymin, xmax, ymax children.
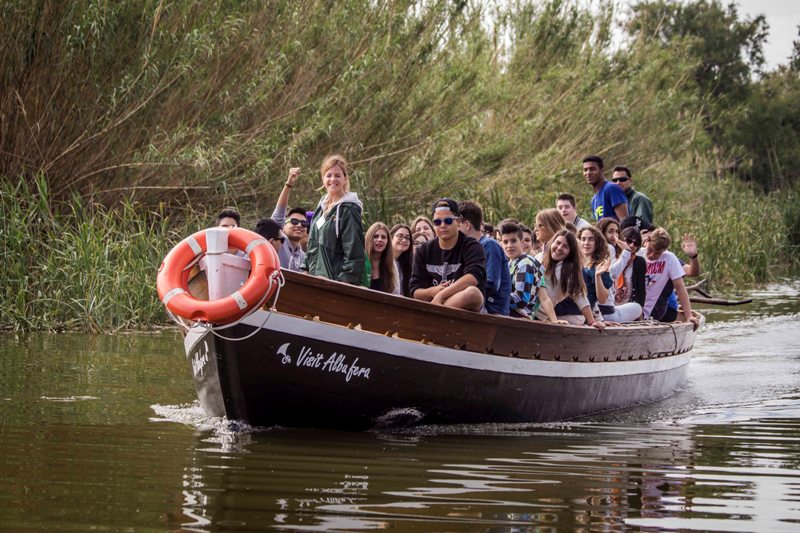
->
<box><xmin>509</xmin><ymin>254</ymin><xmax>546</xmax><ymax>318</ymax></box>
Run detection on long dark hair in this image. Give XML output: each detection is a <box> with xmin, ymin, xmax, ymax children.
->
<box><xmin>577</xmin><ymin>226</ymin><xmax>609</xmax><ymax>268</ymax></box>
<box><xmin>542</xmin><ymin>229</ymin><xmax>586</xmax><ymax>300</ymax></box>
<box><xmin>596</xmin><ymin>218</ymin><xmax>622</xmax><ymax>257</ymax></box>
<box><xmin>390</xmin><ymin>223</ymin><xmax>412</xmax><ymax>297</ymax></box>
<box><xmin>365</xmin><ymin>222</ymin><xmax>397</xmax><ymax>294</ymax></box>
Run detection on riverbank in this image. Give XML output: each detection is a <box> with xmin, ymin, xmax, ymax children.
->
<box><xmin>2</xmin><ymin>174</ymin><xmax>798</xmax><ymax>332</ymax></box>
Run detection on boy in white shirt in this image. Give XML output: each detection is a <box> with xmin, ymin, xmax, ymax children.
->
<box><xmin>643</xmin><ymin>228</ymin><xmax>700</xmax><ymax>329</ymax></box>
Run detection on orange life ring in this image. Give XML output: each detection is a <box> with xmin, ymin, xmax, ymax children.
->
<box><xmin>157</xmin><ymin>228</ymin><xmax>280</xmax><ymax>324</ymax></box>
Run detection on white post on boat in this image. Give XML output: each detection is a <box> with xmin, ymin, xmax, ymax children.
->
<box><xmin>205</xmin><ymin>228</ymin><xmax>229</xmax><ymax>301</ymax></box>
<box><xmin>201</xmin><ymin>228</ymin><xmax>252</xmax><ymax>301</ymax></box>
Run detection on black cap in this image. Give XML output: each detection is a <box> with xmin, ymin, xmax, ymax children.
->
<box><xmin>620</xmin><ymin>215</ymin><xmax>654</xmax><ymax>232</ymax></box>
<box><xmin>254</xmin><ymin>218</ymin><xmax>285</xmax><ymax>241</ymax></box>
<box><xmin>431</xmin><ymin>198</ymin><xmax>460</xmax><ymax>218</ymax></box>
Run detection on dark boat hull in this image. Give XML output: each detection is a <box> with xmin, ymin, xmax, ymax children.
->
<box><xmin>184</xmin><ymin>310</ymin><xmax>691</xmax><ymax>430</ymax></box>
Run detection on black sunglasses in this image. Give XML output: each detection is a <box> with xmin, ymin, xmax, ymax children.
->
<box><xmin>286</xmin><ymin>218</ymin><xmax>309</xmax><ymax>228</ymax></box>
<box><xmin>433</xmin><ymin>217</ymin><xmax>456</xmax><ymax>226</ymax></box>
<box><xmin>612</xmin><ymin>177</ymin><xmax>630</xmax><ymax>183</ymax></box>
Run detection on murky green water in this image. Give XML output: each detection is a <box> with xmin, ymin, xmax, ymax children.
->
<box><xmin>2</xmin><ymin>284</ymin><xmax>799</xmax><ymax>531</ymax></box>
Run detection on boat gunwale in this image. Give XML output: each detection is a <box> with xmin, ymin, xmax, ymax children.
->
<box><xmin>277</xmin><ymin>269</ymin><xmax>701</xmax><ymax>339</ymax></box>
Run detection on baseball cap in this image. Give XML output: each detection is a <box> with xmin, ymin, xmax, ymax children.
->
<box><xmin>431</xmin><ymin>198</ymin><xmax>460</xmax><ymax>218</ymax></box>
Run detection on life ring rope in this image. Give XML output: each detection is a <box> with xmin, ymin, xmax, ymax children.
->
<box><xmin>168</xmin><ymin>268</ymin><xmax>285</xmax><ymax>342</ymax></box>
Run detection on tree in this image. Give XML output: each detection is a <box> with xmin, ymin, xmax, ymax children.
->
<box><xmin>791</xmin><ymin>25</ymin><xmax>800</xmax><ymax>72</ymax></box>
<box><xmin>626</xmin><ymin>0</ymin><xmax>769</xmax><ymax>166</ymax></box>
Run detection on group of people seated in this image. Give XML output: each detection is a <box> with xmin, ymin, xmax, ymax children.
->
<box><xmin>218</xmin><ymin>153</ymin><xmax>701</xmax><ymax>329</ymax></box>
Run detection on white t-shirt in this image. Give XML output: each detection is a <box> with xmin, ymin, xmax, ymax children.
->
<box><xmin>643</xmin><ymin>250</ymin><xmax>684</xmax><ymax>318</ymax></box>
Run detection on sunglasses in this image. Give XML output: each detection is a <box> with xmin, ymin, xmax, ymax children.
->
<box><xmin>286</xmin><ymin>218</ymin><xmax>309</xmax><ymax>228</ymax></box>
<box><xmin>611</xmin><ymin>177</ymin><xmax>630</xmax><ymax>183</ymax></box>
<box><xmin>433</xmin><ymin>217</ymin><xmax>456</xmax><ymax>226</ymax></box>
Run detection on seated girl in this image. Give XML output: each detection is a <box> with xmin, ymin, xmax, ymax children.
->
<box><xmin>390</xmin><ymin>223</ymin><xmax>413</xmax><ymax>297</ymax></box>
<box><xmin>578</xmin><ymin>226</ymin><xmax>613</xmax><ymax>315</ymax></box>
<box><xmin>579</xmin><ymin>226</ymin><xmax>643</xmax><ymax>322</ymax></box>
<box><xmin>541</xmin><ymin>230</ymin><xmax>605</xmax><ymax>329</ymax></box>
<box><xmin>596</xmin><ymin>217</ymin><xmax>622</xmax><ymax>261</ymax></box>
<box><xmin>363</xmin><ymin>222</ymin><xmax>399</xmax><ymax>294</ymax></box>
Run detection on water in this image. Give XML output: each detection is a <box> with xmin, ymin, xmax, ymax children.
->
<box><xmin>1</xmin><ymin>284</ymin><xmax>799</xmax><ymax>531</ymax></box>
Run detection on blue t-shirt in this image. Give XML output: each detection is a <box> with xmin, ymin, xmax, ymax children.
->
<box><xmin>480</xmin><ymin>235</ymin><xmax>511</xmax><ymax>316</ymax></box>
<box><xmin>591</xmin><ymin>180</ymin><xmax>628</xmax><ymax>221</ymax></box>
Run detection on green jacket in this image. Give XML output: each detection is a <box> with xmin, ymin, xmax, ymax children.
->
<box><xmin>302</xmin><ymin>192</ymin><xmax>366</xmax><ymax>284</ymax></box>
<box><xmin>625</xmin><ymin>187</ymin><xmax>654</xmax><ymax>225</ymax></box>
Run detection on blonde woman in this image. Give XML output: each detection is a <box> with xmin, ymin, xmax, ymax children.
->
<box><xmin>533</xmin><ymin>208</ymin><xmax>567</xmax><ymax>260</ymax></box>
<box><xmin>411</xmin><ymin>216</ymin><xmax>435</xmax><ymax>242</ymax></box>
<box><xmin>302</xmin><ymin>155</ymin><xmax>366</xmax><ymax>284</ymax></box>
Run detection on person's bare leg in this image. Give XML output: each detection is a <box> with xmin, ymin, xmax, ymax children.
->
<box><xmin>442</xmin><ymin>286</ymin><xmax>484</xmax><ymax>311</ymax></box>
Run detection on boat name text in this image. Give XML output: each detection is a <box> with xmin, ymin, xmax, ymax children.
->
<box><xmin>276</xmin><ymin>343</ymin><xmax>370</xmax><ymax>382</ymax></box>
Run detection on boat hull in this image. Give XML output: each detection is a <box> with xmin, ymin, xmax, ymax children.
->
<box><xmin>184</xmin><ymin>310</ymin><xmax>691</xmax><ymax>430</ymax></box>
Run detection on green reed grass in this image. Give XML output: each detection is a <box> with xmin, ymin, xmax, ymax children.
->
<box><xmin>1</xmin><ymin>0</ymin><xmax>797</xmax><ymax>331</ymax></box>
<box><xmin>0</xmin><ymin>176</ymin><xmax>211</xmax><ymax>332</ymax></box>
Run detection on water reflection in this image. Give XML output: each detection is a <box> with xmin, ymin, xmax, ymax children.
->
<box><xmin>170</xmin><ymin>420</ymin><xmax>800</xmax><ymax>531</ymax></box>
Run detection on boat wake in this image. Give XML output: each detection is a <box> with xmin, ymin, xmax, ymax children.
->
<box><xmin>677</xmin><ymin>395</ymin><xmax>800</xmax><ymax>424</ymax></box>
<box><xmin>150</xmin><ymin>402</ymin><xmax>271</xmax><ymax>447</ymax></box>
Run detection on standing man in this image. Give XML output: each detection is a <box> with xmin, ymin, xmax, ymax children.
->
<box><xmin>611</xmin><ymin>166</ymin><xmax>653</xmax><ymax>225</ymax></box>
<box><xmin>555</xmin><ymin>193</ymin><xmax>591</xmax><ymax>230</ymax></box>
<box><xmin>410</xmin><ymin>199</ymin><xmax>485</xmax><ymax>311</ymax></box>
<box><xmin>458</xmin><ymin>200</ymin><xmax>511</xmax><ymax>315</ymax></box>
<box><xmin>583</xmin><ymin>155</ymin><xmax>628</xmax><ymax>221</ymax></box>
<box><xmin>270</xmin><ymin>167</ymin><xmax>308</xmax><ymax>271</ymax></box>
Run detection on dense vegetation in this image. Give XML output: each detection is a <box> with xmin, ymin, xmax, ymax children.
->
<box><xmin>2</xmin><ymin>0</ymin><xmax>798</xmax><ymax>331</ymax></box>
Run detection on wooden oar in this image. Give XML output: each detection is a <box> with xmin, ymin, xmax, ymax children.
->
<box><xmin>689</xmin><ymin>296</ymin><xmax>752</xmax><ymax>306</ymax></box>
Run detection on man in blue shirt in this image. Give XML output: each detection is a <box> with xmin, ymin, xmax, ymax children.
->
<box><xmin>583</xmin><ymin>155</ymin><xmax>628</xmax><ymax>221</ymax></box>
<box><xmin>458</xmin><ymin>200</ymin><xmax>511</xmax><ymax>315</ymax></box>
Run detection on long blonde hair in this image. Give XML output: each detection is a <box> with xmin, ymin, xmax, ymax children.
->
<box><xmin>535</xmin><ymin>208</ymin><xmax>566</xmax><ymax>245</ymax></box>
<box><xmin>365</xmin><ymin>222</ymin><xmax>397</xmax><ymax>294</ymax></box>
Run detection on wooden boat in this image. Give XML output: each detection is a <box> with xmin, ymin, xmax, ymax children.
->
<box><xmin>181</xmin><ymin>268</ymin><xmax>702</xmax><ymax>431</ymax></box>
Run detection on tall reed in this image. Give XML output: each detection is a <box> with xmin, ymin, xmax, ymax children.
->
<box><xmin>0</xmin><ymin>176</ymin><xmax>210</xmax><ymax>331</ymax></box>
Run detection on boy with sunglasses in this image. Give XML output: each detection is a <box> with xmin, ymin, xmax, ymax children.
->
<box><xmin>270</xmin><ymin>167</ymin><xmax>309</xmax><ymax>271</ymax></box>
<box><xmin>410</xmin><ymin>199</ymin><xmax>486</xmax><ymax>311</ymax></box>
<box><xmin>611</xmin><ymin>166</ymin><xmax>653</xmax><ymax>225</ymax></box>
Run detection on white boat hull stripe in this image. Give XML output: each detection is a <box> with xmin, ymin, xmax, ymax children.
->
<box><xmin>182</xmin><ymin>311</ymin><xmax>691</xmax><ymax>379</ymax></box>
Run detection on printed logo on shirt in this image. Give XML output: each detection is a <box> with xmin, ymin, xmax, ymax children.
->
<box><xmin>427</xmin><ymin>263</ymin><xmax>460</xmax><ymax>283</ymax></box>
<box><xmin>594</xmin><ymin>205</ymin><xmax>604</xmax><ymax>219</ymax></box>
<box><xmin>645</xmin><ymin>260</ymin><xmax>666</xmax><ymax>288</ymax></box>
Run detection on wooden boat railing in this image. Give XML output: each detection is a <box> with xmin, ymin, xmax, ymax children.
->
<box><xmin>265</xmin><ymin>270</ymin><xmax>699</xmax><ymax>363</ymax></box>
<box><xmin>188</xmin><ymin>267</ymin><xmax>699</xmax><ymax>362</ymax></box>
